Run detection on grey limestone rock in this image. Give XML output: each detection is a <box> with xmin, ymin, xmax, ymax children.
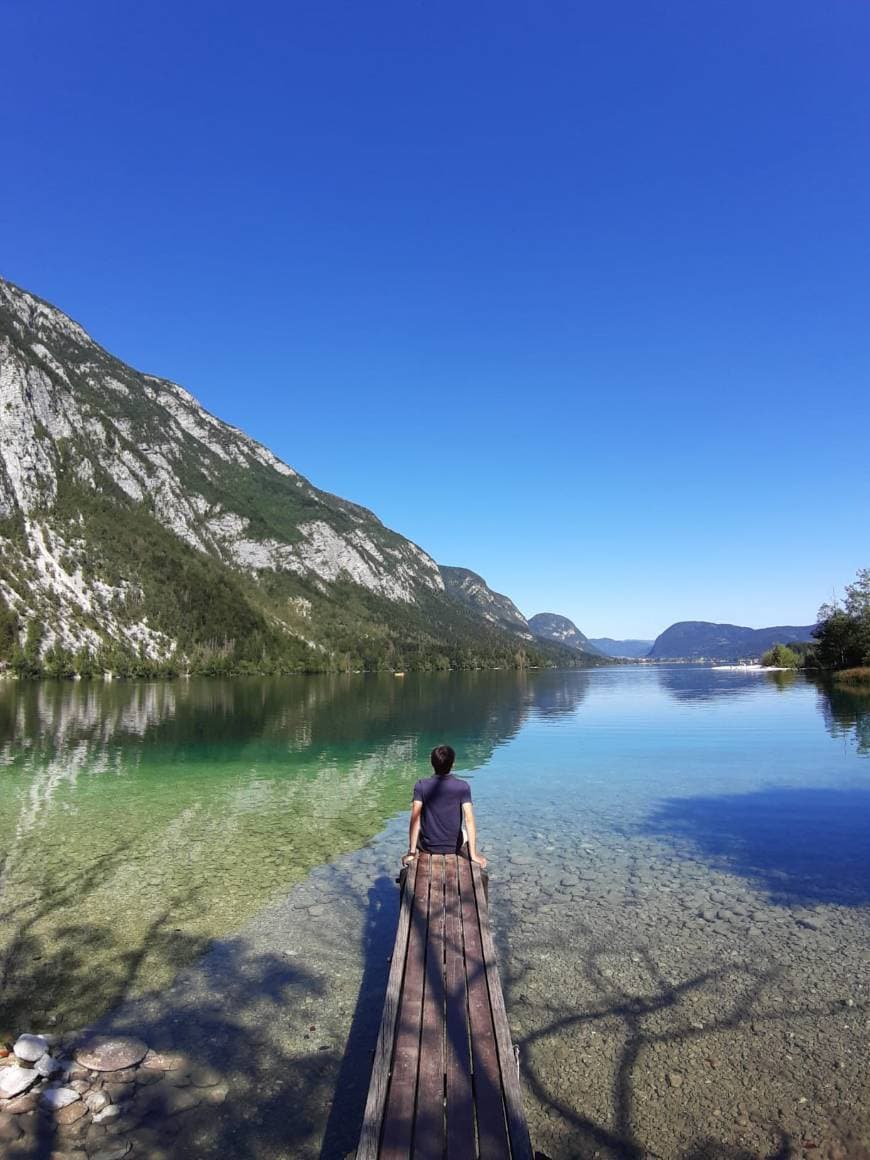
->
<box><xmin>2</xmin><ymin>1092</ymin><xmax>39</xmax><ymax>1115</ymax></box>
<box><xmin>13</xmin><ymin>1033</ymin><xmax>48</xmax><ymax>1063</ymax></box>
<box><xmin>34</xmin><ymin>1052</ymin><xmax>62</xmax><ymax>1077</ymax></box>
<box><xmin>0</xmin><ymin>1066</ymin><xmax>41</xmax><ymax>1099</ymax></box>
<box><xmin>92</xmin><ymin>1104</ymin><xmax>122</xmax><ymax>1124</ymax></box>
<box><xmin>39</xmin><ymin>1085</ymin><xmax>82</xmax><ymax>1110</ymax></box>
<box><xmin>85</xmin><ymin>1089</ymin><xmax>112</xmax><ymax>1114</ymax></box>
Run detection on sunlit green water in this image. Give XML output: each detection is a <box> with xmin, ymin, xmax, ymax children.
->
<box><xmin>0</xmin><ymin>671</ymin><xmax>539</xmax><ymax>1029</ymax></box>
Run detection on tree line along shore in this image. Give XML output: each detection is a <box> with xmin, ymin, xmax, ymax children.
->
<box><xmin>1</xmin><ymin>567</ymin><xmax>867</xmax><ymax>683</ymax></box>
<box><xmin>759</xmin><ymin>568</ymin><xmax>869</xmax><ymax>686</ymax></box>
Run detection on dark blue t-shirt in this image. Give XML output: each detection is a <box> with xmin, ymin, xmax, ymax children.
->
<box><xmin>413</xmin><ymin>774</ymin><xmax>472</xmax><ymax>853</ymax></box>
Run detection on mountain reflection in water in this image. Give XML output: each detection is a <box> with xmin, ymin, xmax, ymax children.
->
<box><xmin>0</xmin><ymin>670</ymin><xmax>590</xmax><ymax>1029</ymax></box>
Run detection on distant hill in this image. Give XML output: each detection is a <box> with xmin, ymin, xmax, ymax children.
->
<box><xmin>588</xmin><ymin>638</ymin><xmax>654</xmax><ymax>659</ymax></box>
<box><xmin>648</xmin><ymin>621</ymin><xmax>816</xmax><ymax>661</ymax></box>
<box><xmin>528</xmin><ymin>613</ymin><xmax>604</xmax><ymax>657</ymax></box>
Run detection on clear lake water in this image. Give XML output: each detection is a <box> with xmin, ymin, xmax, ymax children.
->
<box><xmin>0</xmin><ymin>666</ymin><xmax>867</xmax><ymax>1158</ymax></box>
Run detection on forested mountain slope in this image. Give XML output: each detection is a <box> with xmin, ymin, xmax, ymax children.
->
<box><xmin>0</xmin><ymin>277</ymin><xmax>594</xmax><ymax>674</ymax></box>
<box><xmin>648</xmin><ymin>620</ymin><xmax>815</xmax><ymax>661</ymax></box>
<box><xmin>439</xmin><ymin>566</ymin><xmax>533</xmax><ymax>637</ymax></box>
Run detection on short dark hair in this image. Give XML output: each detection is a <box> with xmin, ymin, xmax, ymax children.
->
<box><xmin>430</xmin><ymin>744</ymin><xmax>455</xmax><ymax>776</ymax></box>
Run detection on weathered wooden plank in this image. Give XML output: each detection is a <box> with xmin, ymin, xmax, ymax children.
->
<box><xmin>379</xmin><ymin>853</ymin><xmax>432</xmax><ymax>1159</ymax></box>
<box><xmin>359</xmin><ymin>850</ymin><xmax>531</xmax><ymax>1160</ymax></box>
<box><xmin>457</xmin><ymin>854</ymin><xmax>510</xmax><ymax>1159</ymax></box>
<box><xmin>471</xmin><ymin>860</ymin><xmax>533</xmax><ymax>1160</ymax></box>
<box><xmin>445</xmin><ymin>854</ymin><xmax>475</xmax><ymax>1159</ymax></box>
<box><xmin>357</xmin><ymin>856</ymin><xmax>420</xmax><ymax>1160</ymax></box>
<box><xmin>414</xmin><ymin>854</ymin><xmax>447</xmax><ymax>1159</ymax></box>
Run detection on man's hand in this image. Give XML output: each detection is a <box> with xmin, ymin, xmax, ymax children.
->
<box><xmin>401</xmin><ymin>851</ymin><xmax>417</xmax><ymax>866</ymax></box>
<box><xmin>462</xmin><ymin>802</ymin><xmax>486</xmax><ymax>868</ymax></box>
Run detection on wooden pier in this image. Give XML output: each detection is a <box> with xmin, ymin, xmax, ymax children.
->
<box><xmin>358</xmin><ymin>852</ymin><xmax>532</xmax><ymax>1160</ymax></box>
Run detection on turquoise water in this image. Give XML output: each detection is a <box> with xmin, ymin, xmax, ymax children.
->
<box><xmin>0</xmin><ymin>667</ymin><xmax>867</xmax><ymax>1157</ymax></box>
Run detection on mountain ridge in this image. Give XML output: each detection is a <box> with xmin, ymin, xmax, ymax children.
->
<box><xmin>0</xmin><ymin>275</ymin><xmax>600</xmax><ymax>674</ymax></box>
<box><xmin>648</xmin><ymin>620</ymin><xmax>816</xmax><ymax>661</ymax></box>
<box><xmin>528</xmin><ymin>613</ymin><xmax>604</xmax><ymax>656</ymax></box>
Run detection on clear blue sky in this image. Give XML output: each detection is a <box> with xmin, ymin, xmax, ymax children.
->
<box><xmin>3</xmin><ymin>1</ymin><xmax>868</xmax><ymax>637</ymax></box>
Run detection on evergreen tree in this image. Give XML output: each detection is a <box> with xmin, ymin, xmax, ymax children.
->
<box><xmin>0</xmin><ymin>599</ymin><xmax>19</xmax><ymax>661</ymax></box>
<box><xmin>73</xmin><ymin>646</ymin><xmax>95</xmax><ymax>678</ymax></box>
<box><xmin>17</xmin><ymin>619</ymin><xmax>45</xmax><ymax>677</ymax></box>
<box><xmin>814</xmin><ymin>568</ymin><xmax>870</xmax><ymax>669</ymax></box>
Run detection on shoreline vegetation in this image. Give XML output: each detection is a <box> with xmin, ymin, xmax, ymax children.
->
<box><xmin>1</xmin><ymin>566</ymin><xmax>866</xmax><ymax>683</ymax></box>
<box><xmin>0</xmin><ymin>598</ymin><xmax>603</xmax><ymax>680</ymax></box>
<box><xmin>0</xmin><ymin>646</ymin><xmax>594</xmax><ymax>681</ymax></box>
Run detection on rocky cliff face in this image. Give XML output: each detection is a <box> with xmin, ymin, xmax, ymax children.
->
<box><xmin>439</xmin><ymin>566</ymin><xmax>533</xmax><ymax>638</ymax></box>
<box><xmin>0</xmin><ymin>278</ymin><xmax>457</xmax><ymax>659</ymax></box>
<box><xmin>0</xmin><ymin>277</ymin><xmax>587</xmax><ymax>672</ymax></box>
<box><xmin>0</xmin><ymin>278</ymin><xmax>443</xmax><ymax>593</ymax></box>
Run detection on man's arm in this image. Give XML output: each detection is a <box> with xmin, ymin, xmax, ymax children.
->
<box><xmin>462</xmin><ymin>802</ymin><xmax>487</xmax><ymax>868</ymax></box>
<box><xmin>402</xmin><ymin>800</ymin><xmax>423</xmax><ymax>864</ymax></box>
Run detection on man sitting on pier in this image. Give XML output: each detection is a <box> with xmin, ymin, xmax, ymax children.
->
<box><xmin>402</xmin><ymin>744</ymin><xmax>487</xmax><ymax>868</ymax></box>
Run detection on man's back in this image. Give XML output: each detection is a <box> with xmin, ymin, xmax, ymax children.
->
<box><xmin>413</xmin><ymin>773</ymin><xmax>471</xmax><ymax>853</ymax></box>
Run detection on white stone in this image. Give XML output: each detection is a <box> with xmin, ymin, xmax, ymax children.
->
<box><xmin>39</xmin><ymin>1085</ymin><xmax>81</xmax><ymax>1110</ymax></box>
<box><xmin>13</xmin><ymin>1033</ymin><xmax>48</xmax><ymax>1063</ymax></box>
<box><xmin>0</xmin><ymin>1067</ymin><xmax>41</xmax><ymax>1098</ymax></box>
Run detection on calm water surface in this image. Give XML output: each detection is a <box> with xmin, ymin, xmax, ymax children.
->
<box><xmin>0</xmin><ymin>667</ymin><xmax>867</xmax><ymax>1158</ymax></box>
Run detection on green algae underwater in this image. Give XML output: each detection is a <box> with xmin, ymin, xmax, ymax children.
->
<box><xmin>0</xmin><ymin>671</ymin><xmax>539</xmax><ymax>1032</ymax></box>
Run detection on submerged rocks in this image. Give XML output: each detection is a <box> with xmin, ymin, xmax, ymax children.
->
<box><xmin>90</xmin><ymin>1142</ymin><xmax>132</xmax><ymax>1160</ymax></box>
<box><xmin>141</xmin><ymin>1049</ymin><xmax>184</xmax><ymax>1071</ymax></box>
<box><xmin>2</xmin><ymin>1092</ymin><xmax>39</xmax><ymax>1114</ymax></box>
<box><xmin>0</xmin><ymin>1116</ymin><xmax>24</xmax><ymax>1145</ymax></box>
<box><xmin>0</xmin><ymin>1028</ymin><xmax>224</xmax><ymax>1157</ymax></box>
<box><xmin>74</xmin><ymin>1035</ymin><xmax>148</xmax><ymax>1072</ymax></box>
<box><xmin>189</xmin><ymin>1064</ymin><xmax>222</xmax><ymax>1088</ymax></box>
<box><xmin>54</xmin><ymin>1098</ymin><xmax>88</xmax><ymax>1125</ymax></box>
<box><xmin>84</xmin><ymin>1089</ymin><xmax>111</xmax><ymax>1115</ymax></box>
<box><xmin>39</xmin><ymin>1084</ymin><xmax>81</xmax><ymax>1110</ymax></box>
<box><xmin>34</xmin><ymin>1051</ymin><xmax>63</xmax><ymax>1078</ymax></box>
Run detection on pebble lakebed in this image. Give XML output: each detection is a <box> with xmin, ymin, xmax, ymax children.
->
<box><xmin>2</xmin><ymin>669</ymin><xmax>867</xmax><ymax>1158</ymax></box>
<box><xmin>2</xmin><ymin>817</ymin><xmax>863</xmax><ymax>1160</ymax></box>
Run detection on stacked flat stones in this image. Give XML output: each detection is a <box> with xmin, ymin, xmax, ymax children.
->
<box><xmin>0</xmin><ymin>1031</ymin><xmax>227</xmax><ymax>1159</ymax></box>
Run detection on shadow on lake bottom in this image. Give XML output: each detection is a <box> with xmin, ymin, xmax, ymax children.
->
<box><xmin>643</xmin><ymin>785</ymin><xmax>870</xmax><ymax>907</ymax></box>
